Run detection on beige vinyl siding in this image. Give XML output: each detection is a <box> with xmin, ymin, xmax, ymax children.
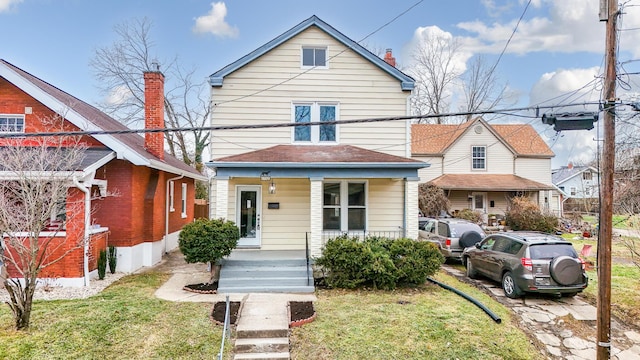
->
<box><xmin>515</xmin><ymin>157</ymin><xmax>552</xmax><ymax>185</ymax></box>
<box><xmin>415</xmin><ymin>155</ymin><xmax>443</xmax><ymax>182</ymax></box>
<box><xmin>443</xmin><ymin>125</ymin><xmax>514</xmax><ymax>174</ymax></box>
<box><xmin>367</xmin><ymin>179</ymin><xmax>404</xmax><ymax>232</ymax></box>
<box><xmin>210</xmin><ymin>27</ymin><xmax>410</xmax><ymax>159</ymax></box>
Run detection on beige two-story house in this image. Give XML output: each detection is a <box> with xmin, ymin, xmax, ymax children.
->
<box><xmin>206</xmin><ymin>16</ymin><xmax>426</xmax><ymax>257</ymax></box>
<box><xmin>412</xmin><ymin>118</ymin><xmax>555</xmax><ymax>220</ymax></box>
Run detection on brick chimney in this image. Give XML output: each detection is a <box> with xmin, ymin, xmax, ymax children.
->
<box><xmin>144</xmin><ymin>67</ymin><xmax>165</xmax><ymax>160</ymax></box>
<box><xmin>384</xmin><ymin>48</ymin><xmax>396</xmax><ymax>67</ymax></box>
<box><xmin>568</xmin><ymin>162</ymin><xmax>573</xmax><ymax>169</ymax></box>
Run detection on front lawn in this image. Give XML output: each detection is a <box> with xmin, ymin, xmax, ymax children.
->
<box><xmin>0</xmin><ymin>273</ymin><xmax>225</xmax><ymax>360</ymax></box>
<box><xmin>290</xmin><ymin>272</ymin><xmax>539</xmax><ymax>360</ymax></box>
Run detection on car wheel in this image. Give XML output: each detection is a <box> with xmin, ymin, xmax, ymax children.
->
<box><xmin>550</xmin><ymin>256</ymin><xmax>583</xmax><ymax>286</ymax></box>
<box><xmin>502</xmin><ymin>271</ymin><xmax>522</xmax><ymax>299</ymax></box>
<box><xmin>465</xmin><ymin>257</ymin><xmax>478</xmax><ymax>279</ymax></box>
<box><xmin>459</xmin><ymin>231</ymin><xmax>483</xmax><ymax>248</ymax></box>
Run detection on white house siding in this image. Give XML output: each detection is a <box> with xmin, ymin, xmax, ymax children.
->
<box><xmin>367</xmin><ymin>179</ymin><xmax>404</xmax><ymax>233</ymax></box>
<box><xmin>210</xmin><ymin>27</ymin><xmax>410</xmax><ymax>159</ymax></box>
<box><xmin>442</xmin><ymin>125</ymin><xmax>514</xmax><ymax>174</ymax></box>
<box><xmin>557</xmin><ymin>173</ymin><xmax>600</xmax><ymax>199</ymax></box>
<box><xmin>415</xmin><ymin>156</ymin><xmax>443</xmax><ymax>182</ymax></box>
<box><xmin>515</xmin><ymin>157</ymin><xmax>552</xmax><ymax>185</ymax></box>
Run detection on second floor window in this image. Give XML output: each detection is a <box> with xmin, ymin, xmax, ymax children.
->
<box><xmin>302</xmin><ymin>47</ymin><xmax>327</xmax><ymax>68</ymax></box>
<box><xmin>472</xmin><ymin>146</ymin><xmax>486</xmax><ymax>170</ymax></box>
<box><xmin>583</xmin><ymin>171</ymin><xmax>592</xmax><ymax>180</ymax></box>
<box><xmin>0</xmin><ymin>115</ymin><xmax>24</xmax><ymax>133</ymax></box>
<box><xmin>293</xmin><ymin>103</ymin><xmax>337</xmax><ymax>143</ymax></box>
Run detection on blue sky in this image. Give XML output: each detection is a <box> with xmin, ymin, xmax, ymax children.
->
<box><xmin>2</xmin><ymin>0</ymin><xmax>639</xmax><ymax>167</ymax></box>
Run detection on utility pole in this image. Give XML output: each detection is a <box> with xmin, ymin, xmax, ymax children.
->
<box><xmin>597</xmin><ymin>0</ymin><xmax>617</xmax><ymax>358</ymax></box>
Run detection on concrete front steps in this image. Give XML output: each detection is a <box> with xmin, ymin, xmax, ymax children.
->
<box><xmin>218</xmin><ymin>250</ymin><xmax>314</xmax><ymax>293</ymax></box>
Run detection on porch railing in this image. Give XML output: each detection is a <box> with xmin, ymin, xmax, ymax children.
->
<box><xmin>311</xmin><ymin>230</ymin><xmax>405</xmax><ymax>250</ymax></box>
<box><xmin>305</xmin><ymin>233</ymin><xmax>311</xmax><ymax>286</ymax></box>
<box><xmin>216</xmin><ymin>295</ymin><xmax>232</xmax><ymax>360</ymax></box>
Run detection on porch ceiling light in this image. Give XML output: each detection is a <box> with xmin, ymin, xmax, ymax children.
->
<box><xmin>260</xmin><ymin>171</ymin><xmax>271</xmax><ymax>181</ymax></box>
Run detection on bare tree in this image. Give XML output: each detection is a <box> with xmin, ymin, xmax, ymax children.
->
<box><xmin>409</xmin><ymin>37</ymin><xmax>463</xmax><ymax>124</ymax></box>
<box><xmin>90</xmin><ymin>17</ymin><xmax>210</xmax><ymax>173</ymax></box>
<box><xmin>460</xmin><ymin>55</ymin><xmax>509</xmax><ymax>121</ymax></box>
<box><xmin>0</xmin><ymin>117</ymin><xmax>88</xmax><ymax>330</ymax></box>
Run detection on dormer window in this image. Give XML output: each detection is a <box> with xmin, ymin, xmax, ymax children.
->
<box><xmin>302</xmin><ymin>47</ymin><xmax>327</xmax><ymax>68</ymax></box>
<box><xmin>0</xmin><ymin>115</ymin><xmax>24</xmax><ymax>133</ymax></box>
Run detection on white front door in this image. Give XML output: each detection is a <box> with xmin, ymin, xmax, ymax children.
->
<box><xmin>472</xmin><ymin>192</ymin><xmax>487</xmax><ymax>213</ymax></box>
<box><xmin>236</xmin><ymin>185</ymin><xmax>261</xmax><ymax>247</ymax></box>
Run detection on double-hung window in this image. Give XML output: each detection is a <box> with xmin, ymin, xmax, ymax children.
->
<box><xmin>0</xmin><ymin>115</ymin><xmax>25</xmax><ymax>133</ymax></box>
<box><xmin>323</xmin><ymin>181</ymin><xmax>366</xmax><ymax>231</ymax></box>
<box><xmin>472</xmin><ymin>146</ymin><xmax>486</xmax><ymax>170</ymax></box>
<box><xmin>293</xmin><ymin>102</ymin><xmax>337</xmax><ymax>143</ymax></box>
<box><xmin>301</xmin><ymin>47</ymin><xmax>327</xmax><ymax>68</ymax></box>
<box><xmin>169</xmin><ymin>181</ymin><xmax>175</xmax><ymax>212</ymax></box>
<box><xmin>181</xmin><ymin>183</ymin><xmax>187</xmax><ymax>218</ymax></box>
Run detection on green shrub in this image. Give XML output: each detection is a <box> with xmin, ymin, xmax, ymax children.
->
<box><xmin>505</xmin><ymin>196</ymin><xmax>558</xmax><ymax>233</ymax></box>
<box><xmin>108</xmin><ymin>245</ymin><xmax>117</xmax><ymax>274</ymax></box>
<box><xmin>97</xmin><ymin>249</ymin><xmax>107</xmax><ymax>280</ymax></box>
<box><xmin>178</xmin><ymin>218</ymin><xmax>240</xmax><ymax>265</ymax></box>
<box><xmin>454</xmin><ymin>209</ymin><xmax>483</xmax><ymax>223</ymax></box>
<box><xmin>316</xmin><ymin>236</ymin><xmax>443</xmax><ymax>290</ymax></box>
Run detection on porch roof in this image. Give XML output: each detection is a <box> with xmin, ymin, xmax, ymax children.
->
<box><xmin>208</xmin><ymin>145</ymin><xmax>428</xmax><ymax>179</ymax></box>
<box><xmin>428</xmin><ymin>174</ymin><xmax>554</xmax><ymax>191</ymax></box>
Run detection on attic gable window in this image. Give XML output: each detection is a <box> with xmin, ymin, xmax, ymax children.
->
<box><xmin>0</xmin><ymin>115</ymin><xmax>24</xmax><ymax>133</ymax></box>
<box><xmin>301</xmin><ymin>47</ymin><xmax>327</xmax><ymax>68</ymax></box>
<box><xmin>472</xmin><ymin>146</ymin><xmax>486</xmax><ymax>170</ymax></box>
<box><xmin>583</xmin><ymin>171</ymin><xmax>592</xmax><ymax>180</ymax></box>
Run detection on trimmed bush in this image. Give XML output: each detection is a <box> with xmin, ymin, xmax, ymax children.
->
<box><xmin>178</xmin><ymin>218</ymin><xmax>239</xmax><ymax>283</ymax></box>
<box><xmin>108</xmin><ymin>245</ymin><xmax>117</xmax><ymax>274</ymax></box>
<box><xmin>316</xmin><ymin>235</ymin><xmax>443</xmax><ymax>290</ymax></box>
<box><xmin>97</xmin><ymin>249</ymin><xmax>107</xmax><ymax>280</ymax></box>
<box><xmin>505</xmin><ymin>196</ymin><xmax>558</xmax><ymax>233</ymax></box>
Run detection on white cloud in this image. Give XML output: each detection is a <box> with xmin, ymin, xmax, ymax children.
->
<box><xmin>0</xmin><ymin>0</ymin><xmax>22</xmax><ymax>13</ymax></box>
<box><xmin>192</xmin><ymin>2</ymin><xmax>238</xmax><ymax>38</ymax></box>
<box><xmin>104</xmin><ymin>85</ymin><xmax>132</xmax><ymax>106</ymax></box>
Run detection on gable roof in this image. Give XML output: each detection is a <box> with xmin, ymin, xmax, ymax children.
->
<box><xmin>411</xmin><ymin>118</ymin><xmax>554</xmax><ymax>157</ymax></box>
<box><xmin>0</xmin><ymin>59</ymin><xmax>205</xmax><ymax>181</ymax></box>
<box><xmin>552</xmin><ymin>165</ymin><xmax>599</xmax><ymax>185</ymax></box>
<box><xmin>209</xmin><ymin>15</ymin><xmax>414</xmax><ymax>91</ymax></box>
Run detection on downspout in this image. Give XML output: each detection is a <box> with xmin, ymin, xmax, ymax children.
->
<box><xmin>72</xmin><ymin>176</ymin><xmax>91</xmax><ymax>287</ymax></box>
<box><xmin>165</xmin><ymin>174</ymin><xmax>185</xmax><ymax>255</ymax></box>
<box><xmin>403</xmin><ymin>178</ymin><xmax>407</xmax><ymax>238</ymax></box>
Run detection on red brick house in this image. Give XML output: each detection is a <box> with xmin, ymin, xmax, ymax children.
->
<box><xmin>0</xmin><ymin>59</ymin><xmax>205</xmax><ymax>286</ymax></box>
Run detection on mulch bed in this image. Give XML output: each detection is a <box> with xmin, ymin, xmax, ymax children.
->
<box><xmin>183</xmin><ymin>281</ymin><xmax>218</xmax><ymax>294</ymax></box>
<box><xmin>210</xmin><ymin>301</ymin><xmax>241</xmax><ymax>325</ymax></box>
<box><xmin>289</xmin><ymin>301</ymin><xmax>316</xmax><ymax>327</ymax></box>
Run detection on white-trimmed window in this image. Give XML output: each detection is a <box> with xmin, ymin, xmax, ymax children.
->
<box><xmin>169</xmin><ymin>181</ymin><xmax>175</xmax><ymax>212</ymax></box>
<box><xmin>0</xmin><ymin>115</ymin><xmax>25</xmax><ymax>133</ymax></box>
<box><xmin>181</xmin><ymin>183</ymin><xmax>187</xmax><ymax>218</ymax></box>
<box><xmin>583</xmin><ymin>171</ymin><xmax>592</xmax><ymax>180</ymax></box>
<box><xmin>472</xmin><ymin>146</ymin><xmax>486</xmax><ymax>170</ymax></box>
<box><xmin>301</xmin><ymin>47</ymin><xmax>327</xmax><ymax>68</ymax></box>
<box><xmin>293</xmin><ymin>102</ymin><xmax>337</xmax><ymax>143</ymax></box>
<box><xmin>570</xmin><ymin>187</ymin><xmax>577</xmax><ymax>196</ymax></box>
<box><xmin>323</xmin><ymin>181</ymin><xmax>366</xmax><ymax>231</ymax></box>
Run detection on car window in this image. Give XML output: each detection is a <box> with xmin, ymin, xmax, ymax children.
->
<box><xmin>529</xmin><ymin>244</ymin><xmax>578</xmax><ymax>259</ymax></box>
<box><xmin>437</xmin><ymin>222</ymin><xmax>449</xmax><ymax>237</ymax></box>
<box><xmin>505</xmin><ymin>241</ymin><xmax>523</xmax><ymax>255</ymax></box>
<box><xmin>480</xmin><ymin>237</ymin><xmax>496</xmax><ymax>250</ymax></box>
<box><xmin>449</xmin><ymin>223</ymin><xmax>484</xmax><ymax>238</ymax></box>
<box><xmin>491</xmin><ymin>237</ymin><xmax>511</xmax><ymax>253</ymax></box>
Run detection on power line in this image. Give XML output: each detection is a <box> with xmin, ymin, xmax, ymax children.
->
<box><xmin>0</xmin><ymin>101</ymin><xmax>606</xmax><ymax>139</ymax></box>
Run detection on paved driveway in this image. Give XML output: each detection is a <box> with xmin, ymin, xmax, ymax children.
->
<box><xmin>442</xmin><ymin>264</ymin><xmax>640</xmax><ymax>360</ymax></box>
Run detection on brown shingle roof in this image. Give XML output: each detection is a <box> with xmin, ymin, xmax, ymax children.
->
<box><xmin>214</xmin><ymin>145</ymin><xmax>424</xmax><ymax>164</ymax></box>
<box><xmin>428</xmin><ymin>174</ymin><xmax>553</xmax><ymax>191</ymax></box>
<box><xmin>0</xmin><ymin>59</ymin><xmax>203</xmax><ymax>179</ymax></box>
<box><xmin>411</xmin><ymin>119</ymin><xmax>553</xmax><ymax>157</ymax></box>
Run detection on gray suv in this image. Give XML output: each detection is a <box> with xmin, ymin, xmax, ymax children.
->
<box><xmin>462</xmin><ymin>232</ymin><xmax>588</xmax><ymax>298</ymax></box>
<box><xmin>419</xmin><ymin>218</ymin><xmax>485</xmax><ymax>260</ymax></box>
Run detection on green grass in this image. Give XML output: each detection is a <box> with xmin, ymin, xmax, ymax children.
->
<box><xmin>0</xmin><ymin>273</ymin><xmax>227</xmax><ymax>360</ymax></box>
<box><xmin>577</xmin><ymin>214</ymin><xmax>640</xmax><ymax>230</ymax></box>
<box><xmin>290</xmin><ymin>271</ymin><xmax>538</xmax><ymax>360</ymax></box>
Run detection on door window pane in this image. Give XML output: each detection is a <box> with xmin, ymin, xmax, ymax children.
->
<box><xmin>240</xmin><ymin>191</ymin><xmax>257</xmax><ymax>238</ymax></box>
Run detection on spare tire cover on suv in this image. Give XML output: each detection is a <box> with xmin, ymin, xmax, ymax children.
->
<box><xmin>549</xmin><ymin>256</ymin><xmax>583</xmax><ymax>285</ymax></box>
<box><xmin>458</xmin><ymin>231</ymin><xmax>483</xmax><ymax>248</ymax></box>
